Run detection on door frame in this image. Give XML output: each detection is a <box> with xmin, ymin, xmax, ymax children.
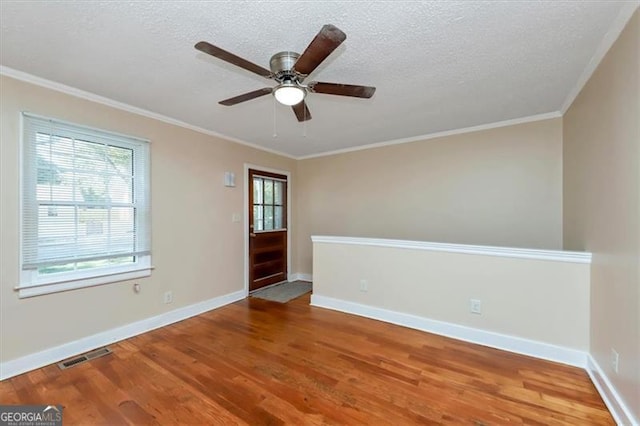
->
<box><xmin>243</xmin><ymin>163</ymin><xmax>292</xmax><ymax>297</ymax></box>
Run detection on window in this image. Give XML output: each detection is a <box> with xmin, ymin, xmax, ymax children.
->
<box><xmin>19</xmin><ymin>113</ymin><xmax>151</xmax><ymax>297</ymax></box>
<box><xmin>252</xmin><ymin>174</ymin><xmax>286</xmax><ymax>231</ymax></box>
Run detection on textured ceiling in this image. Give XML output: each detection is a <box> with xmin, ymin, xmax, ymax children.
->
<box><xmin>0</xmin><ymin>1</ymin><xmax>636</xmax><ymax>158</ymax></box>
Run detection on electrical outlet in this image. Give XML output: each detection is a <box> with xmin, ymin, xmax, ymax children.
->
<box><xmin>470</xmin><ymin>299</ymin><xmax>482</xmax><ymax>314</ymax></box>
<box><xmin>359</xmin><ymin>279</ymin><xmax>368</xmax><ymax>292</ymax></box>
<box><xmin>611</xmin><ymin>348</ymin><xmax>619</xmax><ymax>374</ymax></box>
<box><xmin>163</xmin><ymin>291</ymin><xmax>173</xmax><ymax>304</ymax></box>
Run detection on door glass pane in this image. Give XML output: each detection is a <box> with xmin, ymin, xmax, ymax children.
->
<box><xmin>253</xmin><ymin>205</ymin><xmax>264</xmax><ymax>231</ymax></box>
<box><xmin>274</xmin><ymin>181</ymin><xmax>283</xmax><ymax>205</ymax></box>
<box><xmin>264</xmin><ymin>206</ymin><xmax>273</xmax><ymax>230</ymax></box>
<box><xmin>264</xmin><ymin>180</ymin><xmax>273</xmax><ymax>204</ymax></box>
<box><xmin>274</xmin><ymin>206</ymin><xmax>283</xmax><ymax>229</ymax></box>
<box><xmin>253</xmin><ymin>178</ymin><xmax>263</xmax><ymax>204</ymax></box>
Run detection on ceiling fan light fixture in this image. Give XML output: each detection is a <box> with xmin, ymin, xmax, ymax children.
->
<box><xmin>273</xmin><ymin>81</ymin><xmax>305</xmax><ymax>106</ymax></box>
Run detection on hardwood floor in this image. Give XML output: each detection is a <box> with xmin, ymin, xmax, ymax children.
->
<box><xmin>1</xmin><ymin>294</ymin><xmax>613</xmax><ymax>425</ymax></box>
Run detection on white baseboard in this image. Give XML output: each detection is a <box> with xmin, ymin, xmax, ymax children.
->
<box><xmin>289</xmin><ymin>273</ymin><xmax>313</xmax><ymax>282</ymax></box>
<box><xmin>310</xmin><ymin>294</ymin><xmax>587</xmax><ymax>368</ymax></box>
<box><xmin>586</xmin><ymin>355</ymin><xmax>638</xmax><ymax>426</ymax></box>
<box><xmin>0</xmin><ymin>290</ymin><xmax>245</xmax><ymax>381</ymax></box>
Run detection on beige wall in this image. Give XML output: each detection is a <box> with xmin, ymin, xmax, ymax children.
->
<box><xmin>296</xmin><ymin>118</ymin><xmax>563</xmax><ymax>274</ymax></box>
<box><xmin>563</xmin><ymin>10</ymin><xmax>639</xmax><ymax>422</ymax></box>
<box><xmin>312</xmin><ymin>238</ymin><xmax>590</xmax><ymax>351</ymax></box>
<box><xmin>0</xmin><ymin>76</ymin><xmax>296</xmax><ymax>361</ymax></box>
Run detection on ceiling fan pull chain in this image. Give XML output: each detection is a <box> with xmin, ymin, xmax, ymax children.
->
<box><xmin>303</xmin><ymin>109</ymin><xmax>307</xmax><ymax>138</ymax></box>
<box><xmin>273</xmin><ymin>96</ymin><xmax>278</xmax><ymax>138</ymax></box>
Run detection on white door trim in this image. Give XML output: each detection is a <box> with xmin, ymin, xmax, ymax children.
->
<box><xmin>243</xmin><ymin>163</ymin><xmax>292</xmax><ymax>296</ymax></box>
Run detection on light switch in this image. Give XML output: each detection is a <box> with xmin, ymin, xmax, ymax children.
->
<box><xmin>232</xmin><ymin>213</ymin><xmax>241</xmax><ymax>223</ymax></box>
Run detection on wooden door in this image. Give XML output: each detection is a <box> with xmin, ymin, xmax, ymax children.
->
<box><xmin>248</xmin><ymin>169</ymin><xmax>287</xmax><ymax>292</ymax></box>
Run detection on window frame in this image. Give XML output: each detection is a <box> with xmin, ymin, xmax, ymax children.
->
<box><xmin>18</xmin><ymin>113</ymin><xmax>152</xmax><ymax>298</ymax></box>
<box><xmin>251</xmin><ymin>173</ymin><xmax>287</xmax><ymax>233</ymax></box>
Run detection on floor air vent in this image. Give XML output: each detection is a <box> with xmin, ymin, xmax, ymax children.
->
<box><xmin>57</xmin><ymin>346</ymin><xmax>112</xmax><ymax>370</ymax></box>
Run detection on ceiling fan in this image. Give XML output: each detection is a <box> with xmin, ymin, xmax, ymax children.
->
<box><xmin>195</xmin><ymin>24</ymin><xmax>376</xmax><ymax>122</ymax></box>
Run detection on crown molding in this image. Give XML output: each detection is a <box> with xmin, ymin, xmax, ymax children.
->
<box><xmin>7</xmin><ymin>0</ymin><xmax>638</xmax><ymax>168</ymax></box>
<box><xmin>0</xmin><ymin>66</ymin><xmax>564</xmax><ymax>161</ymax></box>
<box><xmin>297</xmin><ymin>111</ymin><xmax>562</xmax><ymax>160</ymax></box>
<box><xmin>0</xmin><ymin>66</ymin><xmax>296</xmax><ymax>159</ymax></box>
<box><xmin>560</xmin><ymin>2</ymin><xmax>640</xmax><ymax>113</ymax></box>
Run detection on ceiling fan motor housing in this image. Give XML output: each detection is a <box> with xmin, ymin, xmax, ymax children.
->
<box><xmin>270</xmin><ymin>51</ymin><xmax>301</xmax><ymax>81</ymax></box>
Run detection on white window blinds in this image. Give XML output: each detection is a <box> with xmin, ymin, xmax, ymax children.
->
<box><xmin>21</xmin><ymin>113</ymin><xmax>151</xmax><ymax>276</ymax></box>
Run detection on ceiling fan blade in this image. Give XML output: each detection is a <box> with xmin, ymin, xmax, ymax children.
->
<box><xmin>293</xmin><ymin>24</ymin><xmax>346</xmax><ymax>76</ymax></box>
<box><xmin>308</xmin><ymin>82</ymin><xmax>376</xmax><ymax>98</ymax></box>
<box><xmin>292</xmin><ymin>100</ymin><xmax>312</xmax><ymax>122</ymax></box>
<box><xmin>219</xmin><ymin>88</ymin><xmax>273</xmax><ymax>106</ymax></box>
<box><xmin>195</xmin><ymin>41</ymin><xmax>272</xmax><ymax>78</ymax></box>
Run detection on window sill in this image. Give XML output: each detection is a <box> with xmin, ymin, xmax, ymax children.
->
<box><xmin>16</xmin><ymin>267</ymin><xmax>152</xmax><ymax>298</ymax></box>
